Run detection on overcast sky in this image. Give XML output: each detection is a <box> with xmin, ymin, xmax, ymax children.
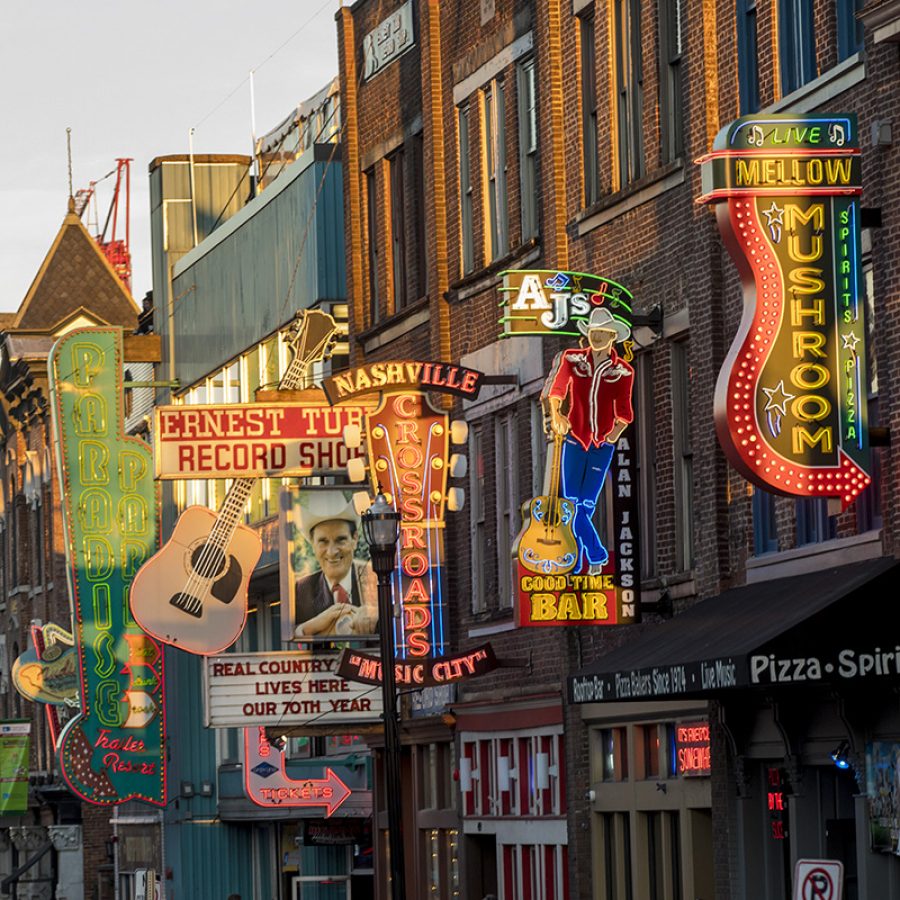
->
<box><xmin>0</xmin><ymin>1</ymin><xmax>340</xmax><ymax>313</ymax></box>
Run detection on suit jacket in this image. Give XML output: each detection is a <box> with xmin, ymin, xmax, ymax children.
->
<box><xmin>295</xmin><ymin>559</ymin><xmax>368</xmax><ymax>628</ymax></box>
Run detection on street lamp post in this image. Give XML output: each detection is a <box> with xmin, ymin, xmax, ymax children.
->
<box><xmin>362</xmin><ymin>492</ymin><xmax>406</xmax><ymax>900</ymax></box>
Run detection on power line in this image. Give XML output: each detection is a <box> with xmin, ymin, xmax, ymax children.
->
<box><xmin>192</xmin><ymin>0</ymin><xmax>336</xmax><ymax>132</ymax></box>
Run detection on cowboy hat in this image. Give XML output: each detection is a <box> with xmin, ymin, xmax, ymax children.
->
<box><xmin>577</xmin><ymin>306</ymin><xmax>631</xmax><ymax>342</ymax></box>
<box><xmin>295</xmin><ymin>490</ymin><xmax>360</xmax><ymax>543</ymax></box>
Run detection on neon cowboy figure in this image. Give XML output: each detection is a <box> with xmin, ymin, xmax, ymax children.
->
<box><xmin>543</xmin><ymin>306</ymin><xmax>634</xmax><ymax>571</ymax></box>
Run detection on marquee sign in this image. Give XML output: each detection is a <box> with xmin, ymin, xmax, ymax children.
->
<box><xmin>514</xmin><ymin>297</ymin><xmax>640</xmax><ymax>626</ymax></box>
<box><xmin>698</xmin><ymin>114</ymin><xmax>871</xmax><ymax>505</ymax></box>
<box><xmin>204</xmin><ymin>651</ymin><xmax>383</xmax><ymax>729</ymax></box>
<box><xmin>49</xmin><ymin>327</ymin><xmax>166</xmax><ymax>805</ymax></box>
<box><xmin>499</xmin><ymin>269</ymin><xmax>634</xmax><ymax>337</ymax></box>
<box><xmin>154</xmin><ymin>398</ymin><xmax>368</xmax><ymax>478</ymax></box>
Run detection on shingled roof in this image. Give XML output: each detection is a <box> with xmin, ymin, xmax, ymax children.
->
<box><xmin>10</xmin><ymin>206</ymin><xmax>139</xmax><ymax>334</ymax></box>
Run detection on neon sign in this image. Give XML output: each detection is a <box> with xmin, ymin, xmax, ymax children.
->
<box><xmin>244</xmin><ymin>727</ymin><xmax>352</xmax><ymax>815</ymax></box>
<box><xmin>675</xmin><ymin>721</ymin><xmax>711</xmax><ymax>777</ymax></box>
<box><xmin>325</xmin><ymin>364</ymin><xmax>483</xmax><ymax>666</ymax></box>
<box><xmin>499</xmin><ymin>269</ymin><xmax>634</xmax><ymax>337</ymax></box>
<box><xmin>338</xmin><ymin>645</ymin><xmax>497</xmax><ymax>686</ymax></box>
<box><xmin>49</xmin><ymin>327</ymin><xmax>166</xmax><ymax>805</ymax></box>
<box><xmin>515</xmin><ymin>300</ymin><xmax>640</xmax><ymax>626</ymax></box>
<box><xmin>698</xmin><ymin>114</ymin><xmax>871</xmax><ymax>505</ymax></box>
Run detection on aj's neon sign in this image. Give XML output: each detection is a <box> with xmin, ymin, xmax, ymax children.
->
<box><xmin>699</xmin><ymin>114</ymin><xmax>871</xmax><ymax>505</ymax></box>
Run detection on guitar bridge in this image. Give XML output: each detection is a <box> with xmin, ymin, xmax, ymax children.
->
<box><xmin>170</xmin><ymin>593</ymin><xmax>202</xmax><ymax>618</ymax></box>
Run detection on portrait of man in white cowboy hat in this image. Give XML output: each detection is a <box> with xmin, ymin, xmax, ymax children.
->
<box><xmin>286</xmin><ymin>490</ymin><xmax>378</xmax><ymax>638</ymax></box>
<box><xmin>542</xmin><ymin>305</ymin><xmax>635</xmax><ymax>571</ymax></box>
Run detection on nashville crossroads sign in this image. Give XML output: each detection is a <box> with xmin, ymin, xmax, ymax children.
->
<box><xmin>698</xmin><ymin>114</ymin><xmax>871</xmax><ymax>506</ymax></box>
<box><xmin>154</xmin><ymin>399</ymin><xmax>367</xmax><ymax>478</ymax></box>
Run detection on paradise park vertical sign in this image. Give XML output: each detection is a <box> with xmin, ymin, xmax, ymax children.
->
<box><xmin>698</xmin><ymin>114</ymin><xmax>871</xmax><ymax>505</ymax></box>
<box><xmin>49</xmin><ymin>328</ymin><xmax>166</xmax><ymax>805</ymax></box>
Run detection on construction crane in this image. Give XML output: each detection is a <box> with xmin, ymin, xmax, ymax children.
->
<box><xmin>74</xmin><ymin>158</ymin><xmax>133</xmax><ymax>292</ymax></box>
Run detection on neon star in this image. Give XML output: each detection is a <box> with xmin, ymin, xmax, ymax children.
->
<box><xmin>762</xmin><ymin>380</ymin><xmax>795</xmax><ymax>416</ymax></box>
<box><xmin>842</xmin><ymin>332</ymin><xmax>860</xmax><ymax>352</ymax></box>
<box><xmin>762</xmin><ymin>202</ymin><xmax>784</xmax><ymax>229</ymax></box>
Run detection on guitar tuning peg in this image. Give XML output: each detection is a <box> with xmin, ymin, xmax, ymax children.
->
<box><xmin>449</xmin><ymin>420</ymin><xmax>469</xmax><ymax>445</ymax></box>
<box><xmin>343</xmin><ymin>424</ymin><xmax>363</xmax><ymax>449</ymax></box>
<box><xmin>346</xmin><ymin>457</ymin><xmax>368</xmax><ymax>483</ymax></box>
<box><xmin>447</xmin><ymin>487</ymin><xmax>465</xmax><ymax>512</ymax></box>
<box><xmin>449</xmin><ymin>454</ymin><xmax>467</xmax><ymax>478</ymax></box>
<box><xmin>352</xmin><ymin>491</ymin><xmax>373</xmax><ymax>515</ymax></box>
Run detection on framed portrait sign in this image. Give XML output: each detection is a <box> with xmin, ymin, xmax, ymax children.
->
<box><xmin>279</xmin><ymin>487</ymin><xmax>378</xmax><ymax>643</ymax></box>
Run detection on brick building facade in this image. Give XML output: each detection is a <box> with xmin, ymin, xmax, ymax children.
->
<box><xmin>338</xmin><ymin>0</ymin><xmax>900</xmax><ymax>897</ymax></box>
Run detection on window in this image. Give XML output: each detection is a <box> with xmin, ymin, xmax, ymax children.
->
<box><xmin>634</xmin><ymin>354</ymin><xmax>656</xmax><ymax>578</ymax></box>
<box><xmin>495</xmin><ymin>414</ymin><xmax>518</xmax><ymax>608</ymax></box>
<box><xmin>737</xmin><ymin>0</ymin><xmax>760</xmax><ymax>113</ymax></box>
<box><xmin>581</xmin><ymin>13</ymin><xmax>598</xmax><ymax>206</ymax></box>
<box><xmin>646</xmin><ymin>812</ymin><xmax>682</xmax><ymax>900</ymax></box>
<box><xmin>599</xmin><ymin>812</ymin><xmax>634</xmax><ymax>900</ymax></box>
<box><xmin>483</xmin><ymin>79</ymin><xmax>508</xmax><ymax>260</ymax></box>
<box><xmin>469</xmin><ymin>423</ymin><xmax>487</xmax><ymax>612</ymax></box>
<box><xmin>658</xmin><ymin>0</ymin><xmax>683</xmax><ymax>164</ymax></box>
<box><xmin>752</xmin><ymin>488</ymin><xmax>779</xmax><ymax>554</ymax></box>
<box><xmin>837</xmin><ymin>0</ymin><xmax>864</xmax><ymax>61</ymax></box>
<box><xmin>671</xmin><ymin>343</ymin><xmax>694</xmax><ymax>571</ymax></box>
<box><xmin>517</xmin><ymin>56</ymin><xmax>538</xmax><ymax>240</ymax></box>
<box><xmin>614</xmin><ymin>0</ymin><xmax>644</xmax><ymax>188</ymax></box>
<box><xmin>796</xmin><ymin>497</ymin><xmax>835</xmax><ymax>545</ymax></box>
<box><xmin>389</xmin><ymin>148</ymin><xmax>407</xmax><ymax>311</ymax></box>
<box><xmin>366</xmin><ymin>167</ymin><xmax>380</xmax><ymax>323</ymax></box>
<box><xmin>458</xmin><ymin>105</ymin><xmax>475</xmax><ymax>274</ymax></box>
<box><xmin>778</xmin><ymin>0</ymin><xmax>816</xmax><ymax>96</ymax></box>
<box><xmin>412</xmin><ymin>133</ymin><xmax>427</xmax><ymax>300</ymax></box>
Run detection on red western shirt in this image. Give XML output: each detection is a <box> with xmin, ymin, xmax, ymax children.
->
<box><xmin>544</xmin><ymin>347</ymin><xmax>635</xmax><ymax>449</ymax></box>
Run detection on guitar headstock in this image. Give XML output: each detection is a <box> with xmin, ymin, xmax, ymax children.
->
<box><xmin>281</xmin><ymin>310</ymin><xmax>339</xmax><ymax>390</ymax></box>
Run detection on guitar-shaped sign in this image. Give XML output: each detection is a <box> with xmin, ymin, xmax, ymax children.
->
<box><xmin>513</xmin><ymin>432</ymin><xmax>578</xmax><ymax>575</ymax></box>
<box><xmin>131</xmin><ymin>309</ymin><xmax>338</xmax><ymax>654</ymax></box>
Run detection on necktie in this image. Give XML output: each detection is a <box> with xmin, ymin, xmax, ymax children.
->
<box><xmin>333</xmin><ymin>583</ymin><xmax>350</xmax><ymax>605</ymax></box>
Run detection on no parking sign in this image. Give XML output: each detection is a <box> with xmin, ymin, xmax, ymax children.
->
<box><xmin>793</xmin><ymin>859</ymin><xmax>844</xmax><ymax>900</ymax></box>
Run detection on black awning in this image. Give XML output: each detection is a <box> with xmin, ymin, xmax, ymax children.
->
<box><xmin>569</xmin><ymin>557</ymin><xmax>899</xmax><ymax>704</ymax></box>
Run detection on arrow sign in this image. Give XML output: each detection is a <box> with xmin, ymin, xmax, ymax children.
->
<box><xmin>243</xmin><ymin>728</ymin><xmax>352</xmax><ymax>816</ymax></box>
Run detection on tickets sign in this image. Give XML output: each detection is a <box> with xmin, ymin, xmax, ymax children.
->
<box><xmin>698</xmin><ymin>114</ymin><xmax>871</xmax><ymax>505</ymax></box>
<box><xmin>154</xmin><ymin>400</ymin><xmax>367</xmax><ymax>478</ymax></box>
<box><xmin>203</xmin><ymin>651</ymin><xmax>383</xmax><ymax>729</ymax></box>
<box><xmin>49</xmin><ymin>327</ymin><xmax>166</xmax><ymax>806</ymax></box>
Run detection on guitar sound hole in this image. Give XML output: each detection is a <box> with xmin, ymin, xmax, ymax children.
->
<box><xmin>190</xmin><ymin>544</ymin><xmax>227</xmax><ymax>580</ymax></box>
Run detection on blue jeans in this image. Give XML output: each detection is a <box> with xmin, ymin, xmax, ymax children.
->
<box><xmin>560</xmin><ymin>437</ymin><xmax>614</xmax><ymax>565</ymax></box>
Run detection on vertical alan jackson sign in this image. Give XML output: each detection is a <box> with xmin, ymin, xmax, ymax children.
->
<box><xmin>49</xmin><ymin>328</ymin><xmax>166</xmax><ymax>805</ymax></box>
<box><xmin>503</xmin><ymin>271</ymin><xmax>640</xmax><ymax>626</ymax></box>
<box><xmin>699</xmin><ymin>114</ymin><xmax>871</xmax><ymax>505</ymax></box>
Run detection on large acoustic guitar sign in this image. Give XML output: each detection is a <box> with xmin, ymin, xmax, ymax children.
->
<box><xmin>49</xmin><ymin>327</ymin><xmax>165</xmax><ymax>805</ymax></box>
<box><xmin>130</xmin><ymin>310</ymin><xmax>337</xmax><ymax>655</ymax></box>
<box><xmin>699</xmin><ymin>113</ymin><xmax>871</xmax><ymax>506</ymax></box>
